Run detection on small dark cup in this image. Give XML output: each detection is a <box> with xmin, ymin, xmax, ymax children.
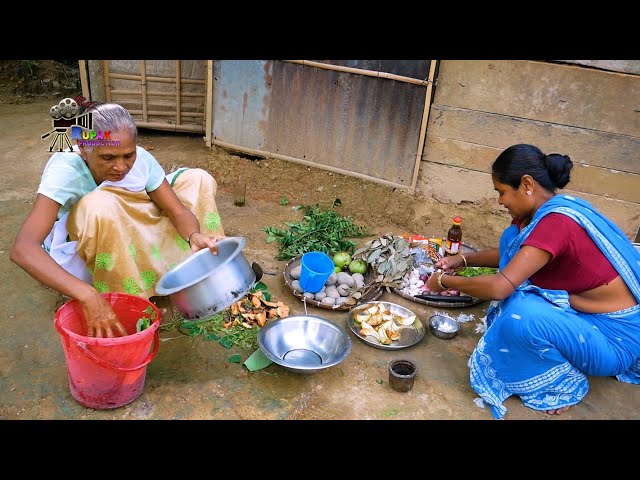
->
<box><xmin>388</xmin><ymin>359</ymin><xmax>417</xmax><ymax>392</ymax></box>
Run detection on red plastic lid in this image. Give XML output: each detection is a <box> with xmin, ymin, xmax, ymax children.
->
<box><xmin>453</xmin><ymin>216</ymin><xmax>462</xmax><ymax>224</ymax></box>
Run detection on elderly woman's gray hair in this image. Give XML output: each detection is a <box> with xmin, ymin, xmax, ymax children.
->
<box><xmin>81</xmin><ymin>102</ymin><xmax>137</xmax><ymax>152</ymax></box>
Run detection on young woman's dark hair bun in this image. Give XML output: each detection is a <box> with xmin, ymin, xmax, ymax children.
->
<box><xmin>544</xmin><ymin>153</ymin><xmax>573</xmax><ymax>189</ymax></box>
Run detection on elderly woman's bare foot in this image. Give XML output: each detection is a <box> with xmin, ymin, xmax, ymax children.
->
<box><xmin>546</xmin><ymin>406</ymin><xmax>570</xmax><ymax>415</ymax></box>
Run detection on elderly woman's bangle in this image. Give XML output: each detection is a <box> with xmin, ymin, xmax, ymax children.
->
<box><xmin>460</xmin><ymin>254</ymin><xmax>468</xmax><ymax>268</ymax></box>
<box><xmin>187</xmin><ymin>231</ymin><xmax>199</xmax><ymax>246</ymax></box>
<box><xmin>437</xmin><ymin>271</ymin><xmax>447</xmax><ymax>290</ymax></box>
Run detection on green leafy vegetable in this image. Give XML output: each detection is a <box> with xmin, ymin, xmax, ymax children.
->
<box><xmin>136</xmin><ymin>317</ymin><xmax>151</xmax><ymax>333</ymax></box>
<box><xmin>164</xmin><ymin>310</ymin><xmax>261</xmax><ymax>350</ymax></box>
<box><xmin>136</xmin><ymin>305</ymin><xmax>156</xmax><ymax>333</ymax></box>
<box><xmin>250</xmin><ymin>281</ymin><xmax>271</xmax><ymax>301</ymax></box>
<box><xmin>457</xmin><ymin>267</ymin><xmax>499</xmax><ymax>277</ymax></box>
<box><xmin>263</xmin><ymin>201</ymin><xmax>370</xmax><ymax>260</ymax></box>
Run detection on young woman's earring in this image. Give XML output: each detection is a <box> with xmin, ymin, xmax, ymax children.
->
<box><xmin>526</xmin><ymin>191</ymin><xmax>532</xmax><ymax>195</ymax></box>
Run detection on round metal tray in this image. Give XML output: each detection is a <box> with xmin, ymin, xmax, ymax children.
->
<box><xmin>392</xmin><ymin>241</ymin><xmax>485</xmax><ymax>308</ymax></box>
<box><xmin>283</xmin><ymin>255</ymin><xmax>383</xmax><ymax>311</ymax></box>
<box><xmin>346</xmin><ymin>301</ymin><xmax>426</xmax><ymax>350</ymax></box>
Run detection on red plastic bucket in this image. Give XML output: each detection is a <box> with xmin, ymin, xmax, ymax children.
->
<box><xmin>54</xmin><ymin>293</ymin><xmax>161</xmax><ymax>409</ymax></box>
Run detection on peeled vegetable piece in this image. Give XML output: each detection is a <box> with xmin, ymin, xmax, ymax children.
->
<box><xmin>359</xmin><ymin>320</ymin><xmax>382</xmax><ymax>342</ymax></box>
<box><xmin>353</xmin><ymin>311</ymin><xmax>371</xmax><ymax>323</ymax></box>
<box><xmin>396</xmin><ymin>314</ymin><xmax>416</xmax><ymax>326</ymax></box>
<box><xmin>381</xmin><ymin>320</ymin><xmax>401</xmax><ymax>341</ymax></box>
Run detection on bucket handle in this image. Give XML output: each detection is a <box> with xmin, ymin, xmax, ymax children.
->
<box><xmin>75</xmin><ymin>331</ymin><xmax>160</xmax><ymax>372</ymax></box>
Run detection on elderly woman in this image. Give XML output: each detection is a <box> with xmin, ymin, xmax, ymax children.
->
<box><xmin>428</xmin><ymin>144</ymin><xmax>640</xmax><ymax>419</ymax></box>
<box><xmin>10</xmin><ymin>102</ymin><xmax>225</xmax><ymax>338</ymax></box>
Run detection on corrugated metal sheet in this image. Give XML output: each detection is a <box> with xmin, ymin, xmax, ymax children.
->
<box><xmin>211</xmin><ymin>60</ymin><xmax>429</xmax><ymax>188</ymax></box>
<box><xmin>212</xmin><ymin>60</ymin><xmax>272</xmax><ymax>150</ymax></box>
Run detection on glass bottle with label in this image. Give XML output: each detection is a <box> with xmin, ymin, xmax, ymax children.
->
<box><xmin>445</xmin><ymin>216</ymin><xmax>462</xmax><ymax>256</ymax></box>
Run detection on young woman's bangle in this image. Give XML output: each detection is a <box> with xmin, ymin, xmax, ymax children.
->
<box><xmin>187</xmin><ymin>231</ymin><xmax>199</xmax><ymax>246</ymax></box>
<box><xmin>460</xmin><ymin>254</ymin><xmax>468</xmax><ymax>268</ymax></box>
<box><xmin>437</xmin><ymin>271</ymin><xmax>447</xmax><ymax>290</ymax></box>
<box><xmin>499</xmin><ymin>271</ymin><xmax>517</xmax><ymax>289</ymax></box>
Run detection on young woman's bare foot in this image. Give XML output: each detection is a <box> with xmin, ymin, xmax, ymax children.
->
<box><xmin>546</xmin><ymin>406</ymin><xmax>570</xmax><ymax>415</ymax></box>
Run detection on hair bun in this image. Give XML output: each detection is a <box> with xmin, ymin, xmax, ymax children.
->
<box><xmin>545</xmin><ymin>153</ymin><xmax>573</xmax><ymax>189</ymax></box>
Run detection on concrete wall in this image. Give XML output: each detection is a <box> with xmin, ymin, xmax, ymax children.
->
<box><xmin>419</xmin><ymin>60</ymin><xmax>640</xmax><ymax>240</ymax></box>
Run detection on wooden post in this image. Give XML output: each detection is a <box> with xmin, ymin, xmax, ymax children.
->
<box><xmin>205</xmin><ymin>60</ymin><xmax>213</xmax><ymax>147</ymax></box>
<box><xmin>102</xmin><ymin>60</ymin><xmax>111</xmax><ymax>102</ymax></box>
<box><xmin>140</xmin><ymin>60</ymin><xmax>148</xmax><ymax>122</ymax></box>
<box><xmin>409</xmin><ymin>60</ymin><xmax>439</xmax><ymax>194</ymax></box>
<box><xmin>176</xmin><ymin>60</ymin><xmax>181</xmax><ymax>126</ymax></box>
<box><xmin>78</xmin><ymin>60</ymin><xmax>90</xmax><ymax>100</ymax></box>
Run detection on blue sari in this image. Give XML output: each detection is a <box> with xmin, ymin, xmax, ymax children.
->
<box><xmin>468</xmin><ymin>194</ymin><xmax>640</xmax><ymax>419</ymax></box>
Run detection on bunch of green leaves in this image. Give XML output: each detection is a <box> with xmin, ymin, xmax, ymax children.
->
<box><xmin>159</xmin><ymin>282</ymin><xmax>272</xmax><ymax>350</ymax></box>
<box><xmin>264</xmin><ymin>199</ymin><xmax>371</xmax><ymax>260</ymax></box>
<box><xmin>136</xmin><ymin>306</ymin><xmax>157</xmax><ymax>332</ymax></box>
<box><xmin>178</xmin><ymin>312</ymin><xmax>260</xmax><ymax>350</ymax></box>
<box><xmin>457</xmin><ymin>267</ymin><xmax>498</xmax><ymax>277</ymax></box>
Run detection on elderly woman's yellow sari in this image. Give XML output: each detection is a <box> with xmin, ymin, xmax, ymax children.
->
<box><xmin>41</xmin><ymin>152</ymin><xmax>224</xmax><ymax>300</ymax></box>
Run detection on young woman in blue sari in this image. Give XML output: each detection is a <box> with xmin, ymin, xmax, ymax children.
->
<box><xmin>427</xmin><ymin>144</ymin><xmax>640</xmax><ymax>419</ymax></box>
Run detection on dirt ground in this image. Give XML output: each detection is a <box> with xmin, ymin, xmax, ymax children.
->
<box><xmin>1</xmin><ymin>61</ymin><xmax>639</xmax><ymax>422</ymax></box>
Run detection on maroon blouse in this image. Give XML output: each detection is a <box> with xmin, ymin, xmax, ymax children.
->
<box><xmin>514</xmin><ymin>213</ymin><xmax>619</xmax><ymax>293</ymax></box>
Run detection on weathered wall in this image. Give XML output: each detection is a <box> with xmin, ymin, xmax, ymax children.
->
<box><xmin>419</xmin><ymin>60</ymin><xmax>640</xmax><ymax>239</ymax></box>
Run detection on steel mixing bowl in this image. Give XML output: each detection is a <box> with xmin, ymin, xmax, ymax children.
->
<box><xmin>155</xmin><ymin>236</ymin><xmax>255</xmax><ymax>320</ymax></box>
<box><xmin>258</xmin><ymin>315</ymin><xmax>352</xmax><ymax>374</ymax></box>
<box><xmin>428</xmin><ymin>314</ymin><xmax>460</xmax><ymax>339</ymax></box>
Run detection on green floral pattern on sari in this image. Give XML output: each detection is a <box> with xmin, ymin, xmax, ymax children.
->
<box><xmin>141</xmin><ymin>270</ymin><xmax>157</xmax><ymax>290</ymax></box>
<box><xmin>95</xmin><ymin>253</ymin><xmax>114</xmax><ymax>271</ymax></box>
<box><xmin>129</xmin><ymin>244</ymin><xmax>137</xmax><ymax>260</ymax></box>
<box><xmin>93</xmin><ymin>281</ymin><xmax>109</xmax><ymax>293</ymax></box>
<box><xmin>151</xmin><ymin>245</ymin><xmax>161</xmax><ymax>261</ymax></box>
<box><xmin>176</xmin><ymin>235</ymin><xmax>190</xmax><ymax>252</ymax></box>
<box><xmin>205</xmin><ymin>212</ymin><xmax>222</xmax><ymax>231</ymax></box>
<box><xmin>123</xmin><ymin>277</ymin><xmax>142</xmax><ymax>295</ymax></box>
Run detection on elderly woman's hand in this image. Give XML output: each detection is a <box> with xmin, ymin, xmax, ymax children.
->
<box><xmin>189</xmin><ymin>232</ymin><xmax>225</xmax><ymax>254</ymax></box>
<box><xmin>80</xmin><ymin>292</ymin><xmax>127</xmax><ymax>338</ymax></box>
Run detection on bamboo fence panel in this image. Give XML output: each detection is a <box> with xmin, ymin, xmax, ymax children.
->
<box><xmin>205</xmin><ymin>60</ymin><xmax>213</xmax><ymax>147</ymax></box>
<box><xmin>410</xmin><ymin>60</ymin><xmax>438</xmax><ymax>192</ymax></box>
<box><xmin>100</xmin><ymin>61</ymin><xmax>207</xmax><ymax>134</ymax></box>
<box><xmin>176</xmin><ymin>60</ymin><xmax>181</xmax><ymax>125</ymax></box>
<box><xmin>140</xmin><ymin>60</ymin><xmax>148</xmax><ymax>122</ymax></box>
<box><xmin>102</xmin><ymin>60</ymin><xmax>111</xmax><ymax>102</ymax></box>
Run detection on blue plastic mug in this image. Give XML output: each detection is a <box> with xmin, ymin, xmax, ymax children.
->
<box><xmin>299</xmin><ymin>252</ymin><xmax>335</xmax><ymax>294</ymax></box>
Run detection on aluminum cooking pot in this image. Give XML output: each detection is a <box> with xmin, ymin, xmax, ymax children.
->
<box><xmin>156</xmin><ymin>236</ymin><xmax>256</xmax><ymax>320</ymax></box>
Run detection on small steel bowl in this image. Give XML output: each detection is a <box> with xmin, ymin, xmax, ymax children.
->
<box><xmin>258</xmin><ymin>315</ymin><xmax>352</xmax><ymax>374</ymax></box>
<box><xmin>428</xmin><ymin>314</ymin><xmax>459</xmax><ymax>339</ymax></box>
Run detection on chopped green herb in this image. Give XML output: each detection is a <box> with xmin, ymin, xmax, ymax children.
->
<box><xmin>457</xmin><ymin>267</ymin><xmax>499</xmax><ymax>277</ymax></box>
